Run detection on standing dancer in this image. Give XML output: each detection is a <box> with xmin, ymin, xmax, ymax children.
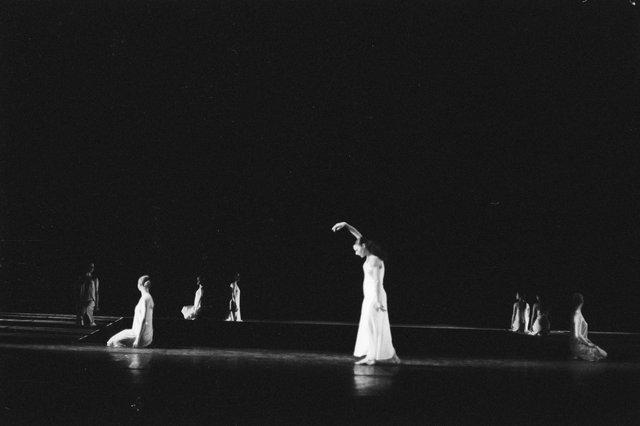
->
<box><xmin>226</xmin><ymin>273</ymin><xmax>242</xmax><ymax>321</ymax></box>
<box><xmin>107</xmin><ymin>275</ymin><xmax>154</xmax><ymax>348</ymax></box>
<box><xmin>332</xmin><ymin>221</ymin><xmax>399</xmax><ymax>365</ymax></box>
<box><xmin>76</xmin><ymin>262</ymin><xmax>99</xmax><ymax>327</ymax></box>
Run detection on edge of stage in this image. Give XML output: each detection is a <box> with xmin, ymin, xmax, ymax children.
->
<box><xmin>2</xmin><ymin>312</ymin><xmax>639</xmax><ymax>361</ymax></box>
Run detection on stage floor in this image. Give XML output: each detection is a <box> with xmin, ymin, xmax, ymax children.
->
<box><xmin>1</xmin><ymin>342</ymin><xmax>639</xmax><ymax>424</ymax></box>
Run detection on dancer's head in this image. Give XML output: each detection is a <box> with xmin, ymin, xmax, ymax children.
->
<box><xmin>571</xmin><ymin>293</ymin><xmax>584</xmax><ymax>311</ymax></box>
<box><xmin>353</xmin><ymin>237</ymin><xmax>385</xmax><ymax>260</ymax></box>
<box><xmin>353</xmin><ymin>239</ymin><xmax>368</xmax><ymax>257</ymax></box>
<box><xmin>86</xmin><ymin>262</ymin><xmax>95</xmax><ymax>276</ymax></box>
<box><xmin>196</xmin><ymin>276</ymin><xmax>202</xmax><ymax>286</ymax></box>
<box><xmin>137</xmin><ymin>275</ymin><xmax>151</xmax><ymax>292</ymax></box>
<box><xmin>515</xmin><ymin>292</ymin><xmax>521</xmax><ymax>301</ymax></box>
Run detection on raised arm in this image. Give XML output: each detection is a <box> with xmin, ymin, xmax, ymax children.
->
<box><xmin>331</xmin><ymin>221</ymin><xmax>363</xmax><ymax>240</ymax></box>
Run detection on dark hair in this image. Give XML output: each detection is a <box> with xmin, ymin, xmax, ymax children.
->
<box><xmin>571</xmin><ymin>293</ymin><xmax>584</xmax><ymax>311</ymax></box>
<box><xmin>517</xmin><ymin>294</ymin><xmax>528</xmax><ymax>310</ymax></box>
<box><xmin>537</xmin><ymin>297</ymin><xmax>549</xmax><ymax>314</ymax></box>
<box><xmin>358</xmin><ymin>236</ymin><xmax>386</xmax><ymax>261</ymax></box>
<box><xmin>196</xmin><ymin>276</ymin><xmax>207</xmax><ymax>287</ymax></box>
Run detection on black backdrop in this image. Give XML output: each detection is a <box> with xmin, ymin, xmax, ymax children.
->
<box><xmin>2</xmin><ymin>0</ymin><xmax>639</xmax><ymax>331</ymax></box>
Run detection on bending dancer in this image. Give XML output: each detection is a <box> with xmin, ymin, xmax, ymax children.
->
<box><xmin>332</xmin><ymin>221</ymin><xmax>399</xmax><ymax>365</ymax></box>
<box><xmin>225</xmin><ymin>273</ymin><xmax>242</xmax><ymax>321</ymax></box>
<box><xmin>107</xmin><ymin>275</ymin><xmax>154</xmax><ymax>348</ymax></box>
<box><xmin>181</xmin><ymin>276</ymin><xmax>204</xmax><ymax>320</ymax></box>
<box><xmin>569</xmin><ymin>293</ymin><xmax>607</xmax><ymax>361</ymax></box>
<box><xmin>76</xmin><ymin>262</ymin><xmax>99</xmax><ymax>327</ymax></box>
<box><xmin>510</xmin><ymin>292</ymin><xmax>530</xmax><ymax>333</ymax></box>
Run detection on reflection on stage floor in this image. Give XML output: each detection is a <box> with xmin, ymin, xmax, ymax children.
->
<box><xmin>1</xmin><ymin>342</ymin><xmax>638</xmax><ymax>424</ymax></box>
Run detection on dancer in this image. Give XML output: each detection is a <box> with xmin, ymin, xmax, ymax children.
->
<box><xmin>181</xmin><ymin>276</ymin><xmax>205</xmax><ymax>320</ymax></box>
<box><xmin>107</xmin><ymin>275</ymin><xmax>154</xmax><ymax>348</ymax></box>
<box><xmin>332</xmin><ymin>221</ymin><xmax>399</xmax><ymax>365</ymax></box>
<box><xmin>76</xmin><ymin>262</ymin><xmax>99</xmax><ymax>327</ymax></box>
<box><xmin>509</xmin><ymin>292</ymin><xmax>530</xmax><ymax>333</ymax></box>
<box><xmin>527</xmin><ymin>295</ymin><xmax>550</xmax><ymax>336</ymax></box>
<box><xmin>569</xmin><ymin>293</ymin><xmax>607</xmax><ymax>361</ymax></box>
<box><xmin>225</xmin><ymin>273</ymin><xmax>242</xmax><ymax>321</ymax></box>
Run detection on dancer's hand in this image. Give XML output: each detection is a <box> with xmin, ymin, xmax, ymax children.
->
<box><xmin>375</xmin><ymin>303</ymin><xmax>386</xmax><ymax>312</ymax></box>
<box><xmin>332</xmin><ymin>222</ymin><xmax>347</xmax><ymax>232</ymax></box>
<box><xmin>132</xmin><ymin>340</ymin><xmax>139</xmax><ymax>348</ymax></box>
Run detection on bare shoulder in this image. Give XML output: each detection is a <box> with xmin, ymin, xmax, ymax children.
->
<box><xmin>370</xmin><ymin>256</ymin><xmax>384</xmax><ymax>268</ymax></box>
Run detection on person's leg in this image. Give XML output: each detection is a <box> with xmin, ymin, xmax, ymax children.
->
<box><xmin>76</xmin><ymin>304</ymin><xmax>84</xmax><ymax>326</ymax></box>
<box><xmin>107</xmin><ymin>329</ymin><xmax>136</xmax><ymax>347</ymax></box>
<box><xmin>86</xmin><ymin>302</ymin><xmax>96</xmax><ymax>326</ymax></box>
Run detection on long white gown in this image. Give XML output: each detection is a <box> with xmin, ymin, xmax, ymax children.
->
<box><xmin>570</xmin><ymin>311</ymin><xmax>607</xmax><ymax>361</ymax></box>
<box><xmin>353</xmin><ymin>260</ymin><xmax>397</xmax><ymax>361</ymax></box>
<box><xmin>107</xmin><ymin>295</ymin><xmax>154</xmax><ymax>348</ymax></box>
<box><xmin>181</xmin><ymin>286</ymin><xmax>203</xmax><ymax>320</ymax></box>
<box><xmin>510</xmin><ymin>302</ymin><xmax>530</xmax><ymax>332</ymax></box>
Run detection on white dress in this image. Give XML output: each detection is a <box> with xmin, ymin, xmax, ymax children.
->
<box><xmin>107</xmin><ymin>295</ymin><xmax>154</xmax><ymax>348</ymax></box>
<box><xmin>225</xmin><ymin>284</ymin><xmax>241</xmax><ymax>321</ymax></box>
<box><xmin>181</xmin><ymin>286</ymin><xmax>203</xmax><ymax>320</ymax></box>
<box><xmin>570</xmin><ymin>311</ymin><xmax>607</xmax><ymax>361</ymax></box>
<box><xmin>353</xmin><ymin>260</ymin><xmax>397</xmax><ymax>361</ymax></box>
<box><xmin>510</xmin><ymin>302</ymin><xmax>530</xmax><ymax>332</ymax></box>
<box><xmin>529</xmin><ymin>311</ymin><xmax>550</xmax><ymax>336</ymax></box>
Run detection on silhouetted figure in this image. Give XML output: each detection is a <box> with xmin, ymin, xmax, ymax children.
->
<box><xmin>76</xmin><ymin>262</ymin><xmax>99</xmax><ymax>327</ymax></box>
<box><xmin>510</xmin><ymin>292</ymin><xmax>530</xmax><ymax>333</ymax></box>
<box><xmin>107</xmin><ymin>275</ymin><xmax>154</xmax><ymax>348</ymax></box>
<box><xmin>181</xmin><ymin>276</ymin><xmax>205</xmax><ymax>320</ymax></box>
<box><xmin>332</xmin><ymin>221</ymin><xmax>399</xmax><ymax>365</ymax></box>
<box><xmin>569</xmin><ymin>293</ymin><xmax>607</xmax><ymax>361</ymax></box>
<box><xmin>527</xmin><ymin>295</ymin><xmax>550</xmax><ymax>336</ymax></box>
<box><xmin>225</xmin><ymin>273</ymin><xmax>242</xmax><ymax>322</ymax></box>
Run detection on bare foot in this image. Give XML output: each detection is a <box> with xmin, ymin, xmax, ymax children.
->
<box><xmin>355</xmin><ymin>358</ymin><xmax>375</xmax><ymax>365</ymax></box>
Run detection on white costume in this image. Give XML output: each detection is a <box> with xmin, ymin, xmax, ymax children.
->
<box><xmin>225</xmin><ymin>283</ymin><xmax>241</xmax><ymax>321</ymax></box>
<box><xmin>528</xmin><ymin>311</ymin><xmax>550</xmax><ymax>336</ymax></box>
<box><xmin>510</xmin><ymin>301</ymin><xmax>530</xmax><ymax>332</ymax></box>
<box><xmin>181</xmin><ymin>285</ymin><xmax>203</xmax><ymax>320</ymax></box>
<box><xmin>570</xmin><ymin>311</ymin><xmax>607</xmax><ymax>361</ymax></box>
<box><xmin>107</xmin><ymin>295</ymin><xmax>154</xmax><ymax>348</ymax></box>
<box><xmin>354</xmin><ymin>259</ymin><xmax>397</xmax><ymax>361</ymax></box>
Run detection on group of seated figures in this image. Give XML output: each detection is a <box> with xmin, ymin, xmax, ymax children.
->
<box><xmin>510</xmin><ymin>293</ymin><xmax>550</xmax><ymax>336</ymax></box>
<box><xmin>180</xmin><ymin>274</ymin><xmax>242</xmax><ymax>322</ymax></box>
<box><xmin>509</xmin><ymin>292</ymin><xmax>607</xmax><ymax>361</ymax></box>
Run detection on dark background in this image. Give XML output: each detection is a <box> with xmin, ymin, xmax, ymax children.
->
<box><xmin>1</xmin><ymin>0</ymin><xmax>639</xmax><ymax>330</ymax></box>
